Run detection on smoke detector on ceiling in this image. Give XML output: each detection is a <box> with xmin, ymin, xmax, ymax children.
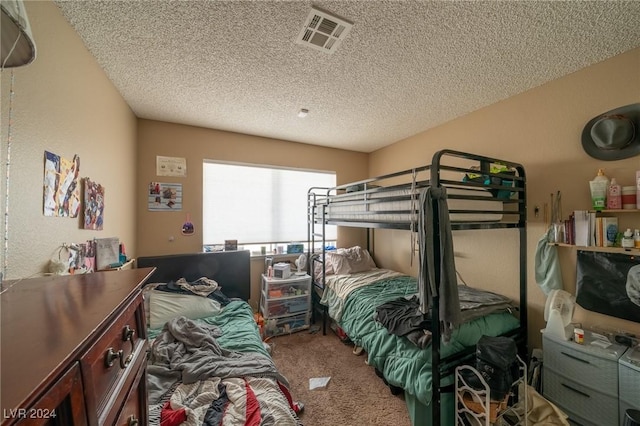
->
<box><xmin>295</xmin><ymin>7</ymin><xmax>353</xmax><ymax>54</ymax></box>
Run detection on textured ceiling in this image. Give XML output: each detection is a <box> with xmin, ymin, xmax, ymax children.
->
<box><xmin>54</xmin><ymin>0</ymin><xmax>640</xmax><ymax>153</ymax></box>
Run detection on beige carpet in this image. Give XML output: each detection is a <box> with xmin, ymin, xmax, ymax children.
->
<box><xmin>270</xmin><ymin>327</ymin><xmax>412</xmax><ymax>426</ymax></box>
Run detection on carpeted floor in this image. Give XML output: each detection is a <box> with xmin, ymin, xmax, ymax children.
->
<box><xmin>269</xmin><ymin>326</ymin><xmax>412</xmax><ymax>426</ymax></box>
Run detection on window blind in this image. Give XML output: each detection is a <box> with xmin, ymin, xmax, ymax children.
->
<box><xmin>203</xmin><ymin>161</ymin><xmax>336</xmax><ymax>245</ymax></box>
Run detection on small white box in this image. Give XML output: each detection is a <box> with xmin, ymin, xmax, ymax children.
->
<box><xmin>273</xmin><ymin>263</ymin><xmax>291</xmax><ymax>279</ymax></box>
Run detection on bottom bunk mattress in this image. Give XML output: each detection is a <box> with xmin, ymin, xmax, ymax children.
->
<box><xmin>147</xmin><ymin>300</ymin><xmax>302</xmax><ymax>426</ymax></box>
<box><xmin>320</xmin><ymin>271</ymin><xmax>520</xmax><ymax>408</ymax></box>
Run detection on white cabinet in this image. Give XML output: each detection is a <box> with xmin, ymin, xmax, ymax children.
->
<box><xmin>260</xmin><ymin>273</ymin><xmax>311</xmax><ymax>337</ymax></box>
<box><xmin>542</xmin><ymin>330</ymin><xmax>628</xmax><ymax>426</ymax></box>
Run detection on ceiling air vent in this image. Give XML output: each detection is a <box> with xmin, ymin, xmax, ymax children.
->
<box><xmin>295</xmin><ymin>7</ymin><xmax>353</xmax><ymax>54</ymax></box>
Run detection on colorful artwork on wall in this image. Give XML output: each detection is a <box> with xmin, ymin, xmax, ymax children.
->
<box><xmin>43</xmin><ymin>151</ymin><xmax>81</xmax><ymax>217</ymax></box>
<box><xmin>148</xmin><ymin>182</ymin><xmax>182</xmax><ymax>211</ymax></box>
<box><xmin>84</xmin><ymin>178</ymin><xmax>105</xmax><ymax>230</ymax></box>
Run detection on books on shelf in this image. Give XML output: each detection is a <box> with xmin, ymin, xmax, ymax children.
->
<box><xmin>602</xmin><ymin>217</ymin><xmax>618</xmax><ymax>247</ymax></box>
<box><xmin>572</xmin><ymin>211</ymin><xmax>618</xmax><ymax>248</ymax></box>
<box><xmin>573</xmin><ymin>210</ymin><xmax>593</xmax><ymax>247</ymax></box>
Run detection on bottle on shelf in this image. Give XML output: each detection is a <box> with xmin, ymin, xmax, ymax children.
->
<box><xmin>590</xmin><ymin>169</ymin><xmax>609</xmax><ymax>211</ymax></box>
<box><xmin>622</xmin><ymin>186</ymin><xmax>637</xmax><ymax>210</ymax></box>
<box><xmin>622</xmin><ymin>229</ymin><xmax>635</xmax><ymax>248</ymax></box>
<box><xmin>634</xmin><ymin>229</ymin><xmax>640</xmax><ymax>249</ymax></box>
<box><xmin>637</xmin><ymin>170</ymin><xmax>640</xmax><ymax>209</ymax></box>
<box><xmin>606</xmin><ymin>178</ymin><xmax>622</xmax><ymax>210</ymax></box>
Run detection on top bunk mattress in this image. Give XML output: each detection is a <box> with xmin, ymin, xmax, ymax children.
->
<box><xmin>308</xmin><ymin>150</ymin><xmax>526</xmax><ymax>230</ymax></box>
<box><xmin>314</xmin><ymin>186</ymin><xmax>504</xmax><ymax>224</ymax></box>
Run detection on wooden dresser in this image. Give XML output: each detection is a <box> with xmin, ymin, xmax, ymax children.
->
<box><xmin>1</xmin><ymin>268</ymin><xmax>154</xmax><ymax>426</ymax></box>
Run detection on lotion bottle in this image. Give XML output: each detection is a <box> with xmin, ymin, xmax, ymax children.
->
<box><xmin>606</xmin><ymin>178</ymin><xmax>622</xmax><ymax>210</ymax></box>
<box><xmin>589</xmin><ymin>169</ymin><xmax>609</xmax><ymax>211</ymax></box>
<box><xmin>622</xmin><ymin>229</ymin><xmax>634</xmax><ymax>248</ymax></box>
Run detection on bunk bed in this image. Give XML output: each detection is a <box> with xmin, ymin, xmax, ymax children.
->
<box><xmin>137</xmin><ymin>251</ymin><xmax>303</xmax><ymax>426</ymax></box>
<box><xmin>306</xmin><ymin>150</ymin><xmax>527</xmax><ymax>425</ymax></box>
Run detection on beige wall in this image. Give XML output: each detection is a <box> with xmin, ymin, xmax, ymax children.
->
<box><xmin>2</xmin><ymin>0</ymin><xmax>638</xmax><ymax>352</ymax></box>
<box><xmin>0</xmin><ymin>1</ymin><xmax>137</xmax><ymax>281</ymax></box>
<box><xmin>370</xmin><ymin>47</ymin><xmax>640</xmax><ymax>348</ymax></box>
<box><xmin>136</xmin><ymin>119</ymin><xmax>369</xmax><ymax>306</ymax></box>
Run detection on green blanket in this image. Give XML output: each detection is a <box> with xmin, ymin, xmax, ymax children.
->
<box><xmin>148</xmin><ymin>300</ymin><xmax>268</xmax><ymax>357</ymax></box>
<box><xmin>330</xmin><ymin>275</ymin><xmax>520</xmax><ymax>406</ymax></box>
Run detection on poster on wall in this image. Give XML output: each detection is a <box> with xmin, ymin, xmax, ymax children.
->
<box><xmin>576</xmin><ymin>250</ymin><xmax>640</xmax><ymax>323</ymax></box>
<box><xmin>84</xmin><ymin>178</ymin><xmax>105</xmax><ymax>230</ymax></box>
<box><xmin>148</xmin><ymin>182</ymin><xmax>182</xmax><ymax>211</ymax></box>
<box><xmin>43</xmin><ymin>151</ymin><xmax>81</xmax><ymax>217</ymax></box>
<box><xmin>156</xmin><ymin>156</ymin><xmax>187</xmax><ymax>177</ymax></box>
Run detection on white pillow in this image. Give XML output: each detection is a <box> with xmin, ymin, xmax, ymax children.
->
<box><xmin>328</xmin><ymin>246</ymin><xmax>377</xmax><ymax>275</ymax></box>
<box><xmin>313</xmin><ymin>254</ymin><xmax>336</xmax><ymax>280</ymax></box>
<box><xmin>148</xmin><ymin>290</ymin><xmax>222</xmax><ymax>329</ymax></box>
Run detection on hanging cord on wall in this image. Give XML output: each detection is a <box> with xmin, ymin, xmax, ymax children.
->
<box><xmin>409</xmin><ymin>168</ymin><xmax>417</xmax><ymax>266</ymax></box>
<box><xmin>1</xmin><ymin>30</ymin><xmax>22</xmax><ymax>70</ymax></box>
<box><xmin>2</xmin><ymin>69</ymin><xmax>16</xmax><ymax>287</ymax></box>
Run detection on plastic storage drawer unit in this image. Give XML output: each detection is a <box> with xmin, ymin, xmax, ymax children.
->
<box><xmin>543</xmin><ymin>330</ymin><xmax>627</xmax><ymax>426</ymax></box>
<box><xmin>260</xmin><ymin>274</ymin><xmax>312</xmax><ymax>337</ymax></box>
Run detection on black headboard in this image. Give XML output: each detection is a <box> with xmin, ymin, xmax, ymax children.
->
<box><xmin>137</xmin><ymin>251</ymin><xmax>251</xmax><ymax>301</ymax></box>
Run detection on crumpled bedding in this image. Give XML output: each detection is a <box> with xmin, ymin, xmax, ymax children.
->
<box><xmin>147</xmin><ymin>301</ymin><xmax>301</xmax><ymax>426</ymax></box>
<box><xmin>320</xmin><ymin>269</ymin><xmax>403</xmax><ymax>321</ymax></box>
<box><xmin>323</xmin><ymin>273</ymin><xmax>520</xmax><ymax>406</ymax></box>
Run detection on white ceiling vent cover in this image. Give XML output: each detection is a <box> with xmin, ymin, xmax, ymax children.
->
<box><xmin>295</xmin><ymin>7</ymin><xmax>353</xmax><ymax>54</ymax></box>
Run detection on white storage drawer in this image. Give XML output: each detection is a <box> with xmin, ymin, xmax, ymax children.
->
<box><xmin>260</xmin><ymin>294</ymin><xmax>310</xmax><ymax>317</ymax></box>
<box><xmin>264</xmin><ymin>312</ymin><xmax>310</xmax><ymax>337</ymax></box>
<box><xmin>544</xmin><ymin>371</ymin><xmax>618</xmax><ymax>426</ymax></box>
<box><xmin>544</xmin><ymin>336</ymin><xmax>620</xmax><ymax>395</ymax></box>
<box><xmin>262</xmin><ymin>277</ymin><xmax>311</xmax><ymax>299</ymax></box>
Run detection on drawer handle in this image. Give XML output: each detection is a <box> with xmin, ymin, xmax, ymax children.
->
<box><xmin>104</xmin><ymin>347</ymin><xmax>123</xmax><ymax>368</ymax></box>
<box><xmin>120</xmin><ymin>352</ymin><xmax>133</xmax><ymax>369</ymax></box>
<box><xmin>127</xmin><ymin>415</ymin><xmax>139</xmax><ymax>426</ymax></box>
<box><xmin>560</xmin><ymin>351</ymin><xmax>590</xmax><ymax>364</ymax></box>
<box><xmin>122</xmin><ymin>325</ymin><xmax>136</xmax><ymax>353</ymax></box>
<box><xmin>561</xmin><ymin>383</ymin><xmax>591</xmax><ymax>398</ymax></box>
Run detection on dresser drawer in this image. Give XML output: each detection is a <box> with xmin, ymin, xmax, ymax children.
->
<box><xmin>544</xmin><ymin>337</ymin><xmax>619</xmax><ymax>395</ymax></box>
<box><xmin>98</xmin><ymin>342</ymin><xmax>147</xmax><ymax>426</ymax></box>
<box><xmin>112</xmin><ymin>361</ymin><xmax>147</xmax><ymax>426</ymax></box>
<box><xmin>80</xmin><ymin>293</ymin><xmax>145</xmax><ymax>419</ymax></box>
<box><xmin>544</xmin><ymin>371</ymin><xmax>618</xmax><ymax>426</ymax></box>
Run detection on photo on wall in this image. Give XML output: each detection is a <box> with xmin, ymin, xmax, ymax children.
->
<box><xmin>148</xmin><ymin>182</ymin><xmax>182</xmax><ymax>211</ymax></box>
<box><xmin>576</xmin><ymin>250</ymin><xmax>640</xmax><ymax>323</ymax></box>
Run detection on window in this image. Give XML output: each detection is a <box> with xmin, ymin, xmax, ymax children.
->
<box><xmin>203</xmin><ymin>161</ymin><xmax>337</xmax><ymax>251</ymax></box>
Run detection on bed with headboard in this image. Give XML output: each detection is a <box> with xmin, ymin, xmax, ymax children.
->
<box><xmin>137</xmin><ymin>250</ymin><xmax>302</xmax><ymax>426</ymax></box>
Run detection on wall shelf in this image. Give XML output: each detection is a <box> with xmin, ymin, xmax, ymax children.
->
<box><xmin>593</xmin><ymin>209</ymin><xmax>640</xmax><ymax>214</ymax></box>
<box><xmin>549</xmin><ymin>243</ymin><xmax>640</xmax><ymax>255</ymax></box>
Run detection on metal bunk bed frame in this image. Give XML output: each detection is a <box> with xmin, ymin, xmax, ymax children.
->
<box><xmin>307</xmin><ymin>149</ymin><xmax>527</xmax><ymax>426</ymax></box>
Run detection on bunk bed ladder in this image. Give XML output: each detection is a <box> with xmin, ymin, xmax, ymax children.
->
<box><xmin>307</xmin><ymin>187</ymin><xmax>330</xmax><ymax>335</ymax></box>
<box><xmin>430</xmin><ymin>154</ymin><xmax>443</xmax><ymax>426</ymax></box>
